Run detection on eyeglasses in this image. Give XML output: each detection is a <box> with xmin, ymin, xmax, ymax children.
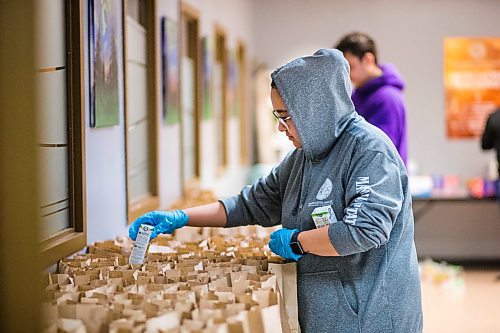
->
<box><xmin>273</xmin><ymin>109</ymin><xmax>292</xmax><ymax>130</ymax></box>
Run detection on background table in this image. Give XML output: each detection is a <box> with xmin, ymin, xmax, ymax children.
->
<box><xmin>413</xmin><ymin>197</ymin><xmax>500</xmax><ymax>262</ymax></box>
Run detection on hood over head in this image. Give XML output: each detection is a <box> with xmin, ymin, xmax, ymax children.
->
<box><xmin>271</xmin><ymin>48</ymin><xmax>357</xmax><ymax>161</ymax></box>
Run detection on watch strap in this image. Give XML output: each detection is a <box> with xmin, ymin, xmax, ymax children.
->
<box><xmin>290</xmin><ymin>231</ymin><xmax>304</xmax><ymax>255</ymax></box>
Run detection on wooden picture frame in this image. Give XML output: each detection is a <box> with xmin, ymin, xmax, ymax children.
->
<box><xmin>180</xmin><ymin>2</ymin><xmax>202</xmax><ymax>189</ymax></box>
<box><xmin>123</xmin><ymin>0</ymin><xmax>160</xmax><ymax>223</ymax></box>
<box><xmin>88</xmin><ymin>0</ymin><xmax>122</xmax><ymax>128</ymax></box>
<box><xmin>214</xmin><ymin>24</ymin><xmax>229</xmax><ymax>174</ymax></box>
<box><xmin>40</xmin><ymin>0</ymin><xmax>87</xmax><ymax>266</ymax></box>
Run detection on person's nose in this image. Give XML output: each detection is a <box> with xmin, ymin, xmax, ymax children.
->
<box><xmin>277</xmin><ymin>120</ymin><xmax>287</xmax><ymax>132</ymax></box>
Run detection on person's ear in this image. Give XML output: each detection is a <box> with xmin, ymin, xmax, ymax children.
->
<box><xmin>361</xmin><ymin>52</ymin><xmax>376</xmax><ymax>66</ymax></box>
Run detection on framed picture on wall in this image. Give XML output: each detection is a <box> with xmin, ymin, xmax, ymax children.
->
<box><xmin>202</xmin><ymin>36</ymin><xmax>214</xmax><ymax>120</ymax></box>
<box><xmin>228</xmin><ymin>49</ymin><xmax>239</xmax><ymax>117</ymax></box>
<box><xmin>89</xmin><ymin>0</ymin><xmax>122</xmax><ymax>128</ymax></box>
<box><xmin>161</xmin><ymin>16</ymin><xmax>180</xmax><ymax>125</ymax></box>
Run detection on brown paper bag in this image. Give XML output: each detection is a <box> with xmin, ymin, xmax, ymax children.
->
<box><xmin>57</xmin><ymin>318</ymin><xmax>86</xmax><ymax>333</ymax></box>
<box><xmin>228</xmin><ymin>301</ymin><xmax>286</xmax><ymax>333</ymax></box>
<box><xmin>268</xmin><ymin>262</ymin><xmax>299</xmax><ymax>333</ymax></box>
<box><xmin>180</xmin><ymin>319</ymin><xmax>205</xmax><ymax>331</ymax></box>
<box><xmin>145</xmin><ymin>311</ymin><xmax>180</xmax><ymax>332</ymax></box>
<box><xmin>108</xmin><ymin>318</ymin><xmax>144</xmax><ymax>333</ymax></box>
<box><xmin>75</xmin><ymin>304</ymin><xmax>110</xmax><ymax>333</ymax></box>
<box><xmin>227</xmin><ymin>308</ymin><xmax>263</xmax><ymax>333</ymax></box>
<box><xmin>261</xmin><ymin>304</ymin><xmax>284</xmax><ymax>333</ymax></box>
<box><xmin>252</xmin><ymin>290</ymin><xmax>277</xmax><ymax>308</ymax></box>
<box><xmin>225</xmin><ymin>303</ymin><xmax>246</xmax><ymax>317</ymax></box>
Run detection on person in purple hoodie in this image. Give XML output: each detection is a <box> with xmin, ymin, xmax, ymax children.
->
<box><xmin>335</xmin><ymin>32</ymin><xmax>408</xmax><ymax>164</ymax></box>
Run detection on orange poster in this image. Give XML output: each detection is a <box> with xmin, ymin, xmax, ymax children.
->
<box><xmin>444</xmin><ymin>37</ymin><xmax>500</xmax><ymax>138</ymax></box>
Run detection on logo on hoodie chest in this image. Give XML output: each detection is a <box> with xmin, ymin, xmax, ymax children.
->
<box><xmin>316</xmin><ymin>178</ymin><xmax>333</xmax><ymax>200</ymax></box>
<box><xmin>307</xmin><ymin>178</ymin><xmax>334</xmax><ymax>208</ymax></box>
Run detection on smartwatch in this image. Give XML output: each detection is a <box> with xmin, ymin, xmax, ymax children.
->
<box><xmin>290</xmin><ymin>231</ymin><xmax>305</xmax><ymax>255</ymax></box>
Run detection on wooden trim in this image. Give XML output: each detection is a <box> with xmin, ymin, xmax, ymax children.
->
<box><xmin>41</xmin><ymin>230</ymin><xmax>86</xmax><ymax>267</ymax></box>
<box><xmin>146</xmin><ymin>0</ymin><xmax>159</xmax><ymax>198</ymax></box>
<box><xmin>39</xmin><ymin>143</ymin><xmax>68</xmax><ymax>147</ymax></box>
<box><xmin>123</xmin><ymin>0</ymin><xmax>130</xmax><ymax>222</ymax></box>
<box><xmin>214</xmin><ymin>24</ymin><xmax>228</xmax><ymax>171</ymax></box>
<box><xmin>40</xmin><ymin>0</ymin><xmax>87</xmax><ymax>266</ymax></box>
<box><xmin>180</xmin><ymin>1</ymin><xmax>200</xmax><ymax>19</ymax></box>
<box><xmin>214</xmin><ymin>23</ymin><xmax>227</xmax><ymax>36</ymax></box>
<box><xmin>0</xmin><ymin>2</ymin><xmax>41</xmax><ymax>331</ymax></box>
<box><xmin>194</xmin><ymin>14</ymin><xmax>201</xmax><ymax>180</ymax></box>
<box><xmin>67</xmin><ymin>0</ymin><xmax>87</xmax><ymax>236</ymax></box>
<box><xmin>179</xmin><ymin>4</ymin><xmax>186</xmax><ymax>187</ymax></box>
<box><xmin>124</xmin><ymin>0</ymin><xmax>159</xmax><ymax>224</ymax></box>
<box><xmin>237</xmin><ymin>40</ymin><xmax>249</xmax><ymax>166</ymax></box>
<box><xmin>180</xmin><ymin>3</ymin><xmax>202</xmax><ymax>191</ymax></box>
<box><xmin>38</xmin><ymin>66</ymin><xmax>66</xmax><ymax>72</ymax></box>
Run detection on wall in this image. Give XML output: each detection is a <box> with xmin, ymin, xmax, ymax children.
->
<box><xmin>83</xmin><ymin>0</ymin><xmax>500</xmax><ymax>244</ymax></box>
<box><xmin>85</xmin><ymin>0</ymin><xmax>257</xmax><ymax>244</ymax></box>
<box><xmin>252</xmin><ymin>0</ymin><xmax>500</xmax><ymax>181</ymax></box>
<box><xmin>84</xmin><ymin>1</ymin><xmax>129</xmax><ymax>244</ymax></box>
<box><xmin>156</xmin><ymin>0</ymin><xmax>256</xmax><ymax>204</ymax></box>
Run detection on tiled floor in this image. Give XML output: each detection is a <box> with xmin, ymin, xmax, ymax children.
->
<box><xmin>422</xmin><ymin>267</ymin><xmax>500</xmax><ymax>333</ymax></box>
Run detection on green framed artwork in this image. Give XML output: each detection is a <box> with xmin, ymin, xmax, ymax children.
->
<box><xmin>202</xmin><ymin>36</ymin><xmax>214</xmax><ymax>120</ymax></box>
<box><xmin>161</xmin><ymin>16</ymin><xmax>180</xmax><ymax>125</ymax></box>
<box><xmin>89</xmin><ymin>0</ymin><xmax>122</xmax><ymax>127</ymax></box>
<box><xmin>228</xmin><ymin>49</ymin><xmax>239</xmax><ymax>117</ymax></box>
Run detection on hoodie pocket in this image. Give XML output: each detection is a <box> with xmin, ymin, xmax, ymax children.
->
<box><xmin>297</xmin><ymin>270</ymin><xmax>360</xmax><ymax>333</ymax></box>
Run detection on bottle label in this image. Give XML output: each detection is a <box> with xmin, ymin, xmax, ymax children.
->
<box><xmin>129</xmin><ymin>224</ymin><xmax>153</xmax><ymax>265</ymax></box>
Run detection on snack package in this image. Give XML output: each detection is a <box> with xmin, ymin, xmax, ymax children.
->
<box><xmin>129</xmin><ymin>224</ymin><xmax>153</xmax><ymax>265</ymax></box>
<box><xmin>311</xmin><ymin>206</ymin><xmax>335</xmax><ymax>228</ymax></box>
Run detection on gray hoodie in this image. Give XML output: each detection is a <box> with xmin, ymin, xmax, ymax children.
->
<box><xmin>221</xmin><ymin>49</ymin><xmax>423</xmax><ymax>333</ymax></box>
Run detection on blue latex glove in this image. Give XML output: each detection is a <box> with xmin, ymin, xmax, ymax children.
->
<box><xmin>128</xmin><ymin>210</ymin><xmax>189</xmax><ymax>240</ymax></box>
<box><xmin>269</xmin><ymin>228</ymin><xmax>302</xmax><ymax>262</ymax></box>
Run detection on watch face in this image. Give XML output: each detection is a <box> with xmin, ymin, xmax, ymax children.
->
<box><xmin>290</xmin><ymin>241</ymin><xmax>304</xmax><ymax>255</ymax></box>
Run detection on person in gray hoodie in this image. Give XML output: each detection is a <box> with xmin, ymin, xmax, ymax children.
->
<box><xmin>129</xmin><ymin>48</ymin><xmax>423</xmax><ymax>333</ymax></box>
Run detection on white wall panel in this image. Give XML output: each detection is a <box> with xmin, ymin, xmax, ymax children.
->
<box><xmin>38</xmin><ymin>147</ymin><xmax>68</xmax><ymax>208</ymax></box>
<box><xmin>40</xmin><ymin>208</ymin><xmax>69</xmax><ymax>240</ymax></box>
<box><xmin>213</xmin><ymin>63</ymin><xmax>224</xmax><ymax>168</ymax></box>
<box><xmin>159</xmin><ymin>125</ymin><xmax>182</xmax><ymax>209</ymax></box>
<box><xmin>126</xmin><ymin>14</ymin><xmax>152</xmax><ymax>203</ymax></box>
<box><xmin>129</xmin><ymin>166</ymin><xmax>150</xmax><ymax>201</ymax></box>
<box><xmin>200</xmin><ymin>120</ymin><xmax>217</xmax><ymax>187</ymax></box>
<box><xmin>228</xmin><ymin>118</ymin><xmax>240</xmax><ymax>168</ymax></box>
<box><xmin>84</xmin><ymin>2</ymin><xmax>128</xmax><ymax>244</ymax></box>
<box><xmin>86</xmin><ymin>126</ymin><xmax>128</xmax><ymax>243</ymax></box>
<box><xmin>126</xmin><ymin>16</ymin><xmax>147</xmax><ymax>65</ymax></box>
<box><xmin>181</xmin><ymin>57</ymin><xmax>196</xmax><ymax>181</ymax></box>
<box><xmin>126</xmin><ymin>62</ymin><xmax>148</xmax><ymax>124</ymax></box>
<box><xmin>35</xmin><ymin>0</ymin><xmax>70</xmax><ymax>240</ymax></box>
<box><xmin>128</xmin><ymin>120</ymin><xmax>149</xmax><ymax>171</ymax></box>
<box><xmin>35</xmin><ymin>0</ymin><xmax>66</xmax><ymax>68</ymax></box>
<box><xmin>37</xmin><ymin>70</ymin><xmax>67</xmax><ymax>144</ymax></box>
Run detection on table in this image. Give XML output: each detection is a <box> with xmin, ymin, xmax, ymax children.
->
<box><xmin>413</xmin><ymin>197</ymin><xmax>500</xmax><ymax>262</ymax></box>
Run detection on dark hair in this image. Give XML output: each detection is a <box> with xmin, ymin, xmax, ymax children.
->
<box><xmin>271</xmin><ymin>79</ymin><xmax>277</xmax><ymax>89</ymax></box>
<box><xmin>335</xmin><ymin>32</ymin><xmax>378</xmax><ymax>64</ymax></box>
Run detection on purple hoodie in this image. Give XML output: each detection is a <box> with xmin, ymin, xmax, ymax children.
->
<box><xmin>352</xmin><ymin>64</ymin><xmax>408</xmax><ymax>164</ymax></box>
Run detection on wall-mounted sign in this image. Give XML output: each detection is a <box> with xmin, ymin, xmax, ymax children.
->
<box><xmin>444</xmin><ymin>37</ymin><xmax>500</xmax><ymax>138</ymax></box>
